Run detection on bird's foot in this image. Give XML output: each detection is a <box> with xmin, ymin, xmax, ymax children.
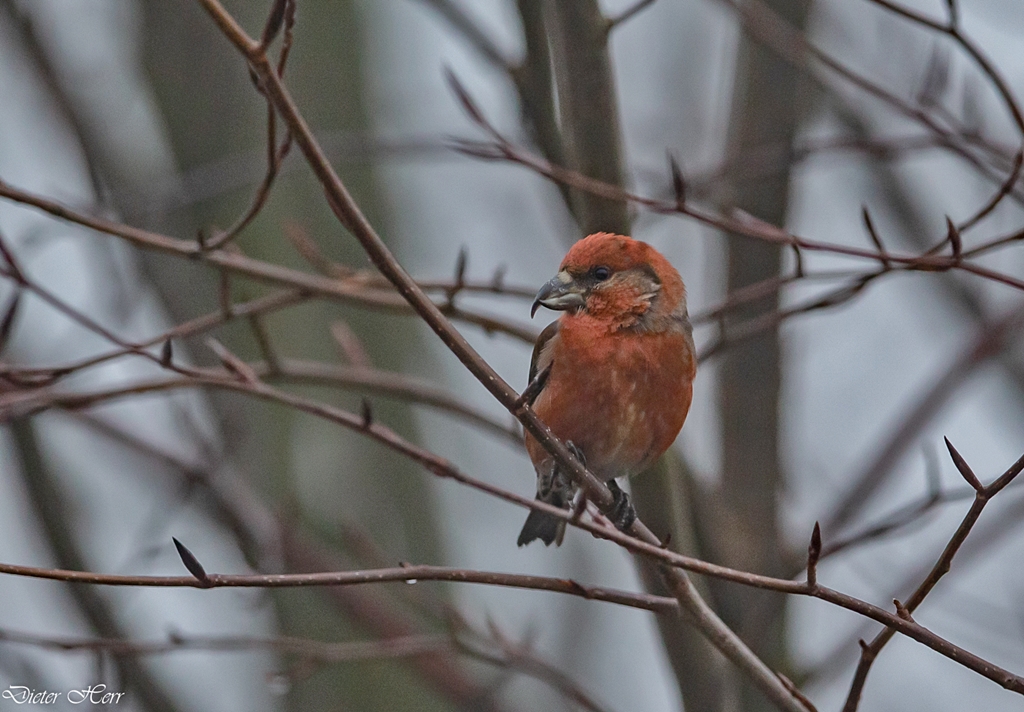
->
<box><xmin>566</xmin><ymin>440</ymin><xmax>586</xmax><ymax>467</ymax></box>
<box><xmin>607</xmin><ymin>480</ymin><xmax>636</xmax><ymax>532</ymax></box>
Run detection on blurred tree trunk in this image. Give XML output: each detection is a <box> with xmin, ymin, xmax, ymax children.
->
<box><xmin>544</xmin><ymin>0</ymin><xmax>629</xmax><ymax>234</ymax></box>
<box><xmin>9</xmin><ymin>419</ymin><xmax>180</xmax><ymax>712</ymax></box>
<box><xmin>632</xmin><ymin>453</ymin><xmax>728</xmax><ymax>712</ymax></box>
<box><xmin>710</xmin><ymin>1</ymin><xmax>810</xmax><ymax>710</ymax></box>
<box><xmin>0</xmin><ymin>8</ymin><xmax>184</xmax><ymax>710</ymax></box>
<box><xmin>540</xmin><ymin>2</ymin><xmax>729</xmax><ymax>709</ymax></box>
<box><xmin>139</xmin><ymin>2</ymin><xmax>447</xmax><ymax>711</ymax></box>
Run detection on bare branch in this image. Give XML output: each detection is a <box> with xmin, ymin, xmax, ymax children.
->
<box><xmin>860</xmin><ymin>206</ymin><xmax>890</xmax><ymax>270</ymax></box>
<box><xmin>205</xmin><ymin>337</ymin><xmax>260</xmax><ymax>384</ymax></box>
<box><xmin>605</xmin><ymin>0</ymin><xmax>659</xmax><ymax>33</ymax></box>
<box><xmin>0</xmin><ymin>291</ymin><xmax>21</xmax><ymax>354</ymax></box>
<box><xmin>259</xmin><ymin>0</ymin><xmax>289</xmax><ymax>49</ymax></box>
<box><xmin>841</xmin><ymin>446</ymin><xmax>1024</xmax><ymax>710</ymax></box>
<box><xmin>946</xmin><ymin>216</ymin><xmax>962</xmax><ymax>262</ymax></box>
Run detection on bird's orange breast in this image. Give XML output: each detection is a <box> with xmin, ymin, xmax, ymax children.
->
<box><xmin>526</xmin><ymin>315</ymin><xmax>695</xmax><ymax>481</ymax></box>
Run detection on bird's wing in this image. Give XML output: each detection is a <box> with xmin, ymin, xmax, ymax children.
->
<box><xmin>529</xmin><ymin>319</ymin><xmax>560</xmax><ymax>385</ymax></box>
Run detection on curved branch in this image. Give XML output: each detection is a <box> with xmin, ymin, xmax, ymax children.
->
<box><xmin>841</xmin><ymin>442</ymin><xmax>1024</xmax><ymax>710</ymax></box>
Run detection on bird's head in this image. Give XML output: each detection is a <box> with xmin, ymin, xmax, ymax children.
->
<box><xmin>531</xmin><ymin>233</ymin><xmax>686</xmax><ymax>329</ymax></box>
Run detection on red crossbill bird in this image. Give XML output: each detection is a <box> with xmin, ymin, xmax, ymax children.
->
<box><xmin>518</xmin><ymin>233</ymin><xmax>697</xmax><ymax>546</ymax></box>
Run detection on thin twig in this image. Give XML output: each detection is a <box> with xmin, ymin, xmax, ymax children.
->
<box><xmin>840</xmin><ymin>444</ymin><xmax>1024</xmax><ymax>711</ymax></box>
<box><xmin>605</xmin><ymin>0</ymin><xmax>659</xmax><ymax>33</ymax></box>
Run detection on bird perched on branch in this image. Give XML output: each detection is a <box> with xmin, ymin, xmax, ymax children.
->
<box><xmin>518</xmin><ymin>232</ymin><xmax>697</xmax><ymax>546</ymax></box>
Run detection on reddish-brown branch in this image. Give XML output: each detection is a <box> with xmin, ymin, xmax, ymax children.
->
<box><xmin>0</xmin><ymin>559</ymin><xmax>678</xmax><ymax>612</ymax></box>
<box><xmin>840</xmin><ymin>444</ymin><xmax>1024</xmax><ymax>711</ymax></box>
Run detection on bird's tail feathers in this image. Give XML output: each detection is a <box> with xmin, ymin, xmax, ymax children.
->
<box><xmin>517</xmin><ymin>507</ymin><xmax>566</xmax><ymax>547</ymax></box>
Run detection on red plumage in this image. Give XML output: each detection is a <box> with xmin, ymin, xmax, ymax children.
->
<box><xmin>519</xmin><ymin>233</ymin><xmax>697</xmax><ymax>546</ymax></box>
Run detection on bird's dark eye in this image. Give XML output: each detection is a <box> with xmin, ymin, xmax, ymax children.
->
<box><xmin>593</xmin><ymin>266</ymin><xmax>611</xmax><ymax>281</ymax></box>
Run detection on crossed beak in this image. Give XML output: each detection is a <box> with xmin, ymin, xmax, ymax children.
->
<box><xmin>531</xmin><ymin>271</ymin><xmax>586</xmax><ymax>317</ymax></box>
